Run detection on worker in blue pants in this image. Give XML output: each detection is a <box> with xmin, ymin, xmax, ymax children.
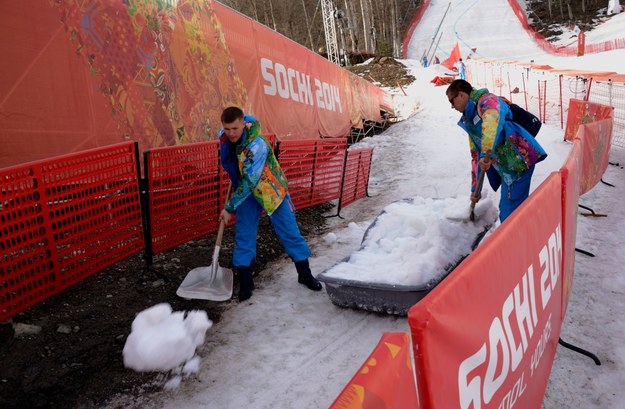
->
<box><xmin>219</xmin><ymin>106</ymin><xmax>322</xmax><ymax>301</ymax></box>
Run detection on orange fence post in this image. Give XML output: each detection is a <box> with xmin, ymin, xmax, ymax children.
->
<box><xmin>577</xmin><ymin>31</ymin><xmax>586</xmax><ymax>56</ymax></box>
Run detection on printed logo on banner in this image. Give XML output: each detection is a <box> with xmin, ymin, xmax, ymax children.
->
<box><xmin>458</xmin><ymin>224</ymin><xmax>562</xmax><ymax>409</ymax></box>
<box><xmin>260</xmin><ymin>57</ymin><xmax>343</xmax><ymax>113</ymax></box>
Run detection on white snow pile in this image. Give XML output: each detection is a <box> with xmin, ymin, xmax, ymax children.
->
<box><xmin>321</xmin><ymin>195</ymin><xmax>498</xmax><ymax>287</ymax></box>
<box><xmin>123</xmin><ymin>303</ymin><xmax>212</xmax><ymax>373</ymax></box>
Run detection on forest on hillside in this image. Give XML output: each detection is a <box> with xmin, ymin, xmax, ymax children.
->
<box><xmin>217</xmin><ymin>0</ymin><xmax>615</xmax><ymax>63</ymax></box>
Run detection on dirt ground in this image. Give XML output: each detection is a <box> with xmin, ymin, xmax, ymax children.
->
<box><xmin>345</xmin><ymin>56</ymin><xmax>416</xmax><ymax>88</ymax></box>
<box><xmin>0</xmin><ymin>203</ymin><xmax>334</xmax><ymax>409</ymax></box>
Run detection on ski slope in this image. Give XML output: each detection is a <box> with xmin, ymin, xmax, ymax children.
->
<box><xmin>406</xmin><ymin>0</ymin><xmax>625</xmax><ymax>74</ymax></box>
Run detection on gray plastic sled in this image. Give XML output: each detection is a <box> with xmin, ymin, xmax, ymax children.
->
<box><xmin>318</xmin><ymin>198</ymin><xmax>492</xmax><ymax>315</ymax></box>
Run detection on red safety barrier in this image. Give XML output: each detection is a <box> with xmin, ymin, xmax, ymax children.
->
<box><xmin>1</xmin><ymin>142</ymin><xmax>144</xmax><ymax>321</ymax></box>
<box><xmin>279</xmin><ymin>139</ymin><xmax>347</xmax><ymax>209</ymax></box>
<box><xmin>144</xmin><ymin>135</ymin><xmax>368</xmax><ymax>261</ymax></box>
<box><xmin>144</xmin><ymin>141</ymin><xmax>230</xmax><ymax>256</ymax></box>
<box><xmin>339</xmin><ymin>148</ymin><xmax>374</xmax><ymax>211</ymax></box>
<box><xmin>264</xmin><ymin>133</ymin><xmax>278</xmax><ymax>149</ymax></box>
<box><xmin>468</xmin><ymin>58</ymin><xmax>625</xmax><ymax>149</ymax></box>
<box><xmin>401</xmin><ymin>0</ymin><xmax>432</xmax><ymax>58</ymax></box>
<box><xmin>329</xmin><ymin>332</ymin><xmax>419</xmax><ymax>409</ymax></box>
<box><xmin>409</xmin><ymin>175</ymin><xmax>564</xmax><ymax>409</ymax></box>
<box><xmin>559</xmin><ymin>139</ymin><xmax>582</xmax><ymax>319</ymax></box>
<box><xmin>507</xmin><ymin>0</ymin><xmax>625</xmax><ymax>57</ymax></box>
<box><xmin>564</xmin><ymin>99</ymin><xmax>614</xmax><ymax>141</ymax></box>
<box><xmin>577</xmin><ymin>118</ymin><xmax>614</xmax><ymax>195</ymax></box>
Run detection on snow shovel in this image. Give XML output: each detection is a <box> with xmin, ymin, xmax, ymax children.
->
<box><xmin>470</xmin><ymin>150</ymin><xmax>491</xmax><ymax>222</ymax></box>
<box><xmin>176</xmin><ymin>186</ymin><xmax>234</xmax><ymax>301</ymax></box>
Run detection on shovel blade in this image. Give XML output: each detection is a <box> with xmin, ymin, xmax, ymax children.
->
<box><xmin>176</xmin><ymin>265</ymin><xmax>233</xmax><ymax>301</ymax></box>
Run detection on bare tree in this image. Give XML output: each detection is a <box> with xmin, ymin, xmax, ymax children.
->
<box><xmin>217</xmin><ymin>0</ymin><xmax>420</xmax><ymax>59</ymax></box>
<box><xmin>301</xmin><ymin>0</ymin><xmax>314</xmax><ymax>49</ymax></box>
<box><xmin>360</xmin><ymin>0</ymin><xmax>371</xmax><ymax>52</ymax></box>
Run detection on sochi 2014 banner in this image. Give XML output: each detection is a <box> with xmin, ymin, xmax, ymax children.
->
<box><xmin>409</xmin><ymin>174</ymin><xmax>563</xmax><ymax>409</ymax></box>
<box><xmin>0</xmin><ymin>0</ymin><xmax>392</xmax><ymax>168</ymax></box>
<box><xmin>213</xmin><ymin>2</ymin><xmax>391</xmax><ymax>140</ymax></box>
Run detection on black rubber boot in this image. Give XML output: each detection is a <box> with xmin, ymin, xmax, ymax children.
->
<box><xmin>295</xmin><ymin>259</ymin><xmax>322</xmax><ymax>291</ymax></box>
<box><xmin>238</xmin><ymin>266</ymin><xmax>254</xmax><ymax>301</ymax></box>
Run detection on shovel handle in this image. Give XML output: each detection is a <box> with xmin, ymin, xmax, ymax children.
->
<box><xmin>470</xmin><ymin>150</ymin><xmax>491</xmax><ymax>219</ymax></box>
<box><xmin>215</xmin><ymin>183</ymin><xmax>233</xmax><ymax>247</ymax></box>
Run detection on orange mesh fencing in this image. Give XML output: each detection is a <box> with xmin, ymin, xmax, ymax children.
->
<box><xmin>278</xmin><ymin>139</ymin><xmax>347</xmax><ymax>209</ymax></box>
<box><xmin>144</xmin><ymin>141</ymin><xmax>230</xmax><ymax>257</ymax></box>
<box><xmin>564</xmin><ymin>99</ymin><xmax>614</xmax><ymax>141</ymax></box>
<box><xmin>339</xmin><ymin>148</ymin><xmax>374</xmax><ymax>211</ymax></box>
<box><xmin>507</xmin><ymin>0</ymin><xmax>625</xmax><ymax>57</ymax></box>
<box><xmin>468</xmin><ymin>59</ymin><xmax>625</xmax><ymax>149</ymax></box>
<box><xmin>1</xmin><ymin>142</ymin><xmax>144</xmax><ymax>321</ymax></box>
<box><xmin>144</xmin><ymin>134</ymin><xmax>341</xmax><ymax>260</ymax></box>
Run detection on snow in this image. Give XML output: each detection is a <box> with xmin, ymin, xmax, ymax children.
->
<box><xmin>122</xmin><ymin>303</ymin><xmax>212</xmax><ymax>373</ymax></box>
<box><xmin>321</xmin><ymin>196</ymin><xmax>498</xmax><ymax>286</ymax></box>
<box><xmin>114</xmin><ymin>2</ymin><xmax>625</xmax><ymax>408</ymax></box>
<box><xmin>406</xmin><ymin>0</ymin><xmax>625</xmax><ymax>73</ymax></box>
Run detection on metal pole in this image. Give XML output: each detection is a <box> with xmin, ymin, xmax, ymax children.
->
<box><xmin>423</xmin><ymin>2</ymin><xmax>451</xmax><ymax>64</ymax></box>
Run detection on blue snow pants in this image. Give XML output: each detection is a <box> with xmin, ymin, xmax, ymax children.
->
<box><xmin>499</xmin><ymin>165</ymin><xmax>535</xmax><ymax>222</ymax></box>
<box><xmin>232</xmin><ymin>193</ymin><xmax>311</xmax><ymax>268</ymax></box>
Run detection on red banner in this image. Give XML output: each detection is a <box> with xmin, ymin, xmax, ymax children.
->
<box><xmin>408</xmin><ymin>174</ymin><xmax>563</xmax><ymax>409</ymax></box>
<box><xmin>442</xmin><ymin>42</ymin><xmax>461</xmax><ymax>70</ymax></box>
<box><xmin>0</xmin><ymin>0</ymin><xmax>391</xmax><ymax>168</ymax></box>
<box><xmin>215</xmin><ymin>2</ymin><xmax>388</xmax><ymax>139</ymax></box>
<box><xmin>577</xmin><ymin>118</ymin><xmax>613</xmax><ymax>195</ymax></box>
<box><xmin>558</xmin><ymin>139</ymin><xmax>582</xmax><ymax>318</ymax></box>
<box><xmin>564</xmin><ymin>99</ymin><xmax>614</xmax><ymax>141</ymax></box>
<box><xmin>329</xmin><ymin>332</ymin><xmax>419</xmax><ymax>409</ymax></box>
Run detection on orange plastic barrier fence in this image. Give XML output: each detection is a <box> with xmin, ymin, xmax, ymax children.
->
<box><xmin>143</xmin><ymin>141</ymin><xmax>229</xmax><ymax>257</ymax></box>
<box><xmin>564</xmin><ymin>99</ymin><xmax>614</xmax><ymax>141</ymax></box>
<box><xmin>1</xmin><ymin>142</ymin><xmax>144</xmax><ymax>321</ymax></box>
<box><xmin>330</xmin><ymin>332</ymin><xmax>419</xmax><ymax>409</ymax></box>
<box><xmin>143</xmin><ymin>134</ymin><xmax>276</xmax><ymax>260</ymax></box>
<box><xmin>468</xmin><ymin>60</ymin><xmax>625</xmax><ymax>149</ymax></box>
<box><xmin>559</xmin><ymin>139</ymin><xmax>582</xmax><ymax>319</ymax></box>
<box><xmin>1</xmin><ymin>133</ymin><xmax>376</xmax><ymax>319</ymax></box>
<box><xmin>339</xmin><ymin>148</ymin><xmax>374</xmax><ymax>211</ymax></box>
<box><xmin>278</xmin><ymin>139</ymin><xmax>347</xmax><ymax>209</ymax></box>
<box><xmin>142</xmin><ymin>136</ymin><xmax>370</xmax><ymax>261</ymax></box>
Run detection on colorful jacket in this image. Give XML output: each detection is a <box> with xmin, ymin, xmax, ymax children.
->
<box><xmin>457</xmin><ymin>88</ymin><xmax>547</xmax><ymax>191</ymax></box>
<box><xmin>219</xmin><ymin>115</ymin><xmax>289</xmax><ymax>215</ymax></box>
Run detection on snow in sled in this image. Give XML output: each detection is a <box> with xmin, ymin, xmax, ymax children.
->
<box><xmin>317</xmin><ymin>196</ymin><xmax>498</xmax><ymax>315</ymax></box>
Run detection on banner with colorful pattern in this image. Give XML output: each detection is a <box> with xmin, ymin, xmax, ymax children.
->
<box><xmin>0</xmin><ymin>0</ymin><xmax>392</xmax><ymax>167</ymax></box>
